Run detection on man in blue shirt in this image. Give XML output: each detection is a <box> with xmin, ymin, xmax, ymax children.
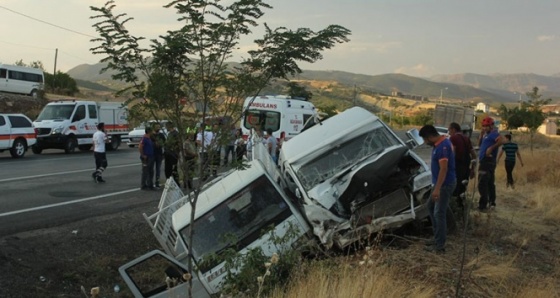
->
<box><xmin>477</xmin><ymin>117</ymin><xmax>504</xmax><ymax>211</ymax></box>
<box><xmin>419</xmin><ymin>125</ymin><xmax>456</xmax><ymax>254</ymax></box>
<box><xmin>139</xmin><ymin>127</ymin><xmax>155</xmax><ymax>190</ymax></box>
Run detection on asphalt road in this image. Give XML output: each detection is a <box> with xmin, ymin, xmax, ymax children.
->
<box><xmin>0</xmin><ymin>146</ymin><xmax>161</xmax><ymax>237</ymax></box>
<box><xmin>0</xmin><ymin>129</ymin><xmax>477</xmax><ymax>238</ymax></box>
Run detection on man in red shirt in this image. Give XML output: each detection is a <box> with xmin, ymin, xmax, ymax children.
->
<box><xmin>448</xmin><ymin>122</ymin><xmax>476</xmax><ymax>199</ymax></box>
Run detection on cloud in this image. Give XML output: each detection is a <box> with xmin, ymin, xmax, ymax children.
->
<box><xmin>537</xmin><ymin>35</ymin><xmax>556</xmax><ymax>42</ymax></box>
<box><xmin>394</xmin><ymin>64</ymin><xmax>435</xmax><ymax>77</ymax></box>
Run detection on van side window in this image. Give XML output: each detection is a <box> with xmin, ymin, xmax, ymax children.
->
<box><xmin>0</xmin><ymin>69</ymin><xmax>6</xmax><ymax>79</ymax></box>
<box><xmin>74</xmin><ymin>105</ymin><xmax>86</xmax><ymax>121</ymax></box>
<box><xmin>88</xmin><ymin>105</ymin><xmax>97</xmax><ymax>119</ymax></box>
<box><xmin>0</xmin><ymin>116</ymin><xmax>6</xmax><ymax>126</ymax></box>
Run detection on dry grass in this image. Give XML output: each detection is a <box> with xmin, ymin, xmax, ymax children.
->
<box><xmin>269</xmin><ymin>134</ymin><xmax>560</xmax><ymax>298</ymax></box>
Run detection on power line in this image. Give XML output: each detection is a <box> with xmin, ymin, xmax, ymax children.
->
<box><xmin>0</xmin><ymin>5</ymin><xmax>97</xmax><ymax>39</ymax></box>
<box><xmin>0</xmin><ymin>40</ymin><xmax>54</xmax><ymax>51</ymax></box>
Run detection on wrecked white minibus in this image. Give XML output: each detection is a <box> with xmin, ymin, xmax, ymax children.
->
<box><xmin>278</xmin><ymin>106</ymin><xmax>433</xmax><ymax>248</ymax></box>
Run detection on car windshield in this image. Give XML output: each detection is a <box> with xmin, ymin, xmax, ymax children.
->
<box><xmin>179</xmin><ymin>175</ymin><xmax>292</xmax><ymax>273</ymax></box>
<box><xmin>36</xmin><ymin>105</ymin><xmax>75</xmax><ymax>121</ymax></box>
<box><xmin>295</xmin><ymin>125</ymin><xmax>402</xmax><ymax>190</ymax></box>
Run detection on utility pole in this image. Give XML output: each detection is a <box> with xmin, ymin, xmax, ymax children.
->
<box><xmin>53</xmin><ymin>48</ymin><xmax>58</xmax><ymax>90</ymax></box>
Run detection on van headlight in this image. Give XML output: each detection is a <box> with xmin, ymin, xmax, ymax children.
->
<box><xmin>52</xmin><ymin>126</ymin><xmax>64</xmax><ymax>134</ymax></box>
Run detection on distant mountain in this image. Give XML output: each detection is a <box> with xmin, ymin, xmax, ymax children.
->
<box><xmin>67</xmin><ymin>62</ymin><xmax>560</xmax><ymax>104</ymax></box>
<box><xmin>430</xmin><ymin>73</ymin><xmax>560</xmax><ymax>100</ymax></box>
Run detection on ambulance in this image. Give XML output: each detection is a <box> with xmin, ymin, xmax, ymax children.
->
<box><xmin>241</xmin><ymin>95</ymin><xmax>317</xmax><ymax>141</ymax></box>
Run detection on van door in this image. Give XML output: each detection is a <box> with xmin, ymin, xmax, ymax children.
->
<box><xmin>0</xmin><ymin>115</ymin><xmax>9</xmax><ymax>149</ymax></box>
<box><xmin>71</xmin><ymin>105</ymin><xmax>90</xmax><ymax>145</ymax></box>
<box><xmin>0</xmin><ymin>68</ymin><xmax>7</xmax><ymax>92</ymax></box>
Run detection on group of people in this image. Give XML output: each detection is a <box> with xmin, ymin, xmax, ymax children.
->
<box><xmin>419</xmin><ymin>117</ymin><xmax>523</xmax><ymax>254</ymax></box>
<box><xmin>138</xmin><ymin>122</ymin><xmax>173</xmax><ymax>190</ymax></box>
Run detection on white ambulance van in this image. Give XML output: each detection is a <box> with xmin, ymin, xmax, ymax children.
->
<box><xmin>0</xmin><ymin>64</ymin><xmax>44</xmax><ymax>98</ymax></box>
<box><xmin>241</xmin><ymin>95</ymin><xmax>317</xmax><ymax>141</ymax></box>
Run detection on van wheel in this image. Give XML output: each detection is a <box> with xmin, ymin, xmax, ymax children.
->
<box><xmin>64</xmin><ymin>138</ymin><xmax>77</xmax><ymax>154</ymax></box>
<box><xmin>30</xmin><ymin>89</ymin><xmax>39</xmax><ymax>99</ymax></box>
<box><xmin>107</xmin><ymin>135</ymin><xmax>121</xmax><ymax>151</ymax></box>
<box><xmin>32</xmin><ymin>145</ymin><xmax>43</xmax><ymax>154</ymax></box>
<box><xmin>10</xmin><ymin>139</ymin><xmax>26</xmax><ymax>158</ymax></box>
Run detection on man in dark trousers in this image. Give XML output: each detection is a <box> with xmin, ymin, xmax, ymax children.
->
<box><xmin>477</xmin><ymin>117</ymin><xmax>504</xmax><ymax>211</ymax></box>
<box><xmin>92</xmin><ymin>122</ymin><xmax>108</xmax><ymax>183</ymax></box>
<box><xmin>164</xmin><ymin>122</ymin><xmax>180</xmax><ymax>184</ymax></box>
<box><xmin>139</xmin><ymin>127</ymin><xmax>155</xmax><ymax>190</ymax></box>
<box><xmin>448</xmin><ymin>122</ymin><xmax>476</xmax><ymax>199</ymax></box>
<box><xmin>152</xmin><ymin>123</ymin><xmax>166</xmax><ymax>188</ymax></box>
<box><xmin>419</xmin><ymin>125</ymin><xmax>456</xmax><ymax>254</ymax></box>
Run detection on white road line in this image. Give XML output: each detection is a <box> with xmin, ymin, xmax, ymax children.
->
<box><xmin>0</xmin><ymin>163</ymin><xmax>140</xmax><ymax>183</ymax></box>
<box><xmin>0</xmin><ymin>188</ymin><xmax>140</xmax><ymax>218</ymax></box>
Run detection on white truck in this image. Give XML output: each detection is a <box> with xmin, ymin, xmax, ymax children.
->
<box><xmin>433</xmin><ymin>104</ymin><xmax>476</xmax><ymax>137</ymax></box>
<box><xmin>119</xmin><ymin>107</ymin><xmax>433</xmax><ymax>297</ymax></box>
<box><xmin>32</xmin><ymin>101</ymin><xmax>129</xmax><ymax>154</ymax></box>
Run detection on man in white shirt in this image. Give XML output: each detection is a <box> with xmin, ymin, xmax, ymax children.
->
<box><xmin>196</xmin><ymin>123</ymin><xmax>215</xmax><ymax>178</ymax></box>
<box><xmin>92</xmin><ymin>122</ymin><xmax>108</xmax><ymax>183</ymax></box>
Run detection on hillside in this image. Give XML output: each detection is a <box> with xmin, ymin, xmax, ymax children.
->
<box><xmin>67</xmin><ymin>62</ymin><xmax>560</xmax><ymax>105</ymax></box>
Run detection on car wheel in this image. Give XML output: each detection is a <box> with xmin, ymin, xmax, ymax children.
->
<box><xmin>64</xmin><ymin>138</ymin><xmax>77</xmax><ymax>154</ymax></box>
<box><xmin>32</xmin><ymin>145</ymin><xmax>43</xmax><ymax>154</ymax></box>
<box><xmin>10</xmin><ymin>139</ymin><xmax>26</xmax><ymax>158</ymax></box>
<box><xmin>30</xmin><ymin>89</ymin><xmax>39</xmax><ymax>98</ymax></box>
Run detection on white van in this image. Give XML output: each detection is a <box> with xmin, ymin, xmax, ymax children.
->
<box><xmin>241</xmin><ymin>95</ymin><xmax>317</xmax><ymax>141</ymax></box>
<box><xmin>0</xmin><ymin>64</ymin><xmax>44</xmax><ymax>98</ymax></box>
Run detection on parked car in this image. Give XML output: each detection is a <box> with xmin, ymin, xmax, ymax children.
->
<box><xmin>435</xmin><ymin>126</ymin><xmax>449</xmax><ymax>137</ymax></box>
<box><xmin>0</xmin><ymin>113</ymin><xmax>37</xmax><ymax>158</ymax></box>
<box><xmin>127</xmin><ymin>120</ymin><xmax>169</xmax><ymax>147</ymax></box>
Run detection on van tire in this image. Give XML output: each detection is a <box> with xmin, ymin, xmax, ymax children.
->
<box><xmin>10</xmin><ymin>139</ymin><xmax>27</xmax><ymax>158</ymax></box>
<box><xmin>107</xmin><ymin>135</ymin><xmax>121</xmax><ymax>151</ymax></box>
<box><xmin>30</xmin><ymin>89</ymin><xmax>39</xmax><ymax>99</ymax></box>
<box><xmin>64</xmin><ymin>138</ymin><xmax>77</xmax><ymax>154</ymax></box>
<box><xmin>32</xmin><ymin>145</ymin><xmax>43</xmax><ymax>154</ymax></box>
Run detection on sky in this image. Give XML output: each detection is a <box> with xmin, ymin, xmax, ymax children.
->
<box><xmin>1</xmin><ymin>0</ymin><xmax>559</xmax><ymax>78</ymax></box>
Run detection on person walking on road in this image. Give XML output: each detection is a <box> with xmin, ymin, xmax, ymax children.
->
<box><xmin>477</xmin><ymin>117</ymin><xmax>504</xmax><ymax>211</ymax></box>
<box><xmin>139</xmin><ymin>127</ymin><xmax>156</xmax><ymax>190</ymax></box>
<box><xmin>419</xmin><ymin>125</ymin><xmax>456</xmax><ymax>254</ymax></box>
<box><xmin>497</xmin><ymin>134</ymin><xmax>524</xmax><ymax>189</ymax></box>
<box><xmin>92</xmin><ymin>122</ymin><xmax>108</xmax><ymax>183</ymax></box>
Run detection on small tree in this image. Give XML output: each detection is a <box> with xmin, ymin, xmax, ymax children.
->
<box><xmin>522</xmin><ymin>86</ymin><xmax>551</xmax><ymax>153</ymax></box>
<box><xmin>90</xmin><ymin>1</ymin><xmax>350</xmax><ymax>296</ymax></box>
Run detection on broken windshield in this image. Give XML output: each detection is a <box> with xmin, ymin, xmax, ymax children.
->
<box><xmin>296</xmin><ymin>125</ymin><xmax>401</xmax><ymax>190</ymax></box>
<box><xmin>179</xmin><ymin>175</ymin><xmax>292</xmax><ymax>273</ymax></box>
<box><xmin>36</xmin><ymin>104</ymin><xmax>75</xmax><ymax>121</ymax></box>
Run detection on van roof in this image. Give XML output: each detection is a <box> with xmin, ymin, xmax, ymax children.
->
<box><xmin>280</xmin><ymin>107</ymin><xmax>382</xmax><ymax>164</ymax></box>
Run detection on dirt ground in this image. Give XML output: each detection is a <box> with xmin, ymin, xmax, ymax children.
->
<box><xmin>1</xmin><ymin>185</ymin><xmax>559</xmax><ymax>297</ymax></box>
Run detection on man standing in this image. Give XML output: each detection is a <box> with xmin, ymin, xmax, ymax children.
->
<box><xmin>152</xmin><ymin>123</ymin><xmax>166</xmax><ymax>188</ymax></box>
<box><xmin>448</xmin><ymin>122</ymin><xmax>476</xmax><ymax>198</ymax></box>
<box><xmin>92</xmin><ymin>122</ymin><xmax>107</xmax><ymax>183</ymax></box>
<box><xmin>478</xmin><ymin>117</ymin><xmax>504</xmax><ymax>211</ymax></box>
<box><xmin>196</xmin><ymin>123</ymin><xmax>215</xmax><ymax>179</ymax></box>
<box><xmin>265</xmin><ymin>128</ymin><xmax>278</xmax><ymax>164</ymax></box>
<box><xmin>164</xmin><ymin>122</ymin><xmax>180</xmax><ymax>184</ymax></box>
<box><xmin>497</xmin><ymin>134</ymin><xmax>524</xmax><ymax>189</ymax></box>
<box><xmin>419</xmin><ymin>125</ymin><xmax>456</xmax><ymax>254</ymax></box>
<box><xmin>139</xmin><ymin>127</ymin><xmax>155</xmax><ymax>190</ymax></box>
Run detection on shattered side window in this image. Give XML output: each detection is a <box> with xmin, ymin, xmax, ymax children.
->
<box><xmin>296</xmin><ymin>125</ymin><xmax>401</xmax><ymax>190</ymax></box>
<box><xmin>180</xmin><ymin>175</ymin><xmax>292</xmax><ymax>273</ymax></box>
